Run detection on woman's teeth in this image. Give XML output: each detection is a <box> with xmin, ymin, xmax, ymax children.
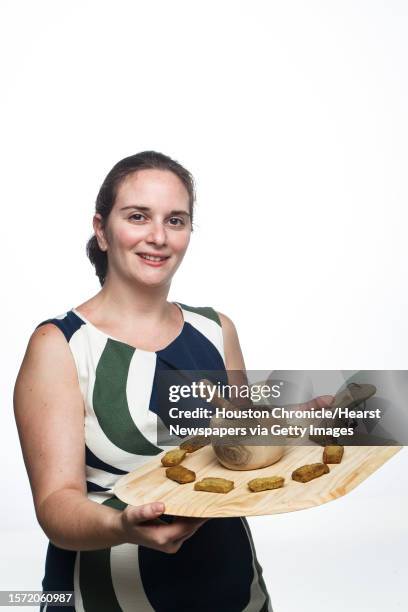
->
<box><xmin>139</xmin><ymin>254</ymin><xmax>168</xmax><ymax>261</ymax></box>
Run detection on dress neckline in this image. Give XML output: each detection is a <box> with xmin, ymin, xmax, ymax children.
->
<box><xmin>71</xmin><ymin>302</ymin><xmax>186</xmax><ymax>354</ymax></box>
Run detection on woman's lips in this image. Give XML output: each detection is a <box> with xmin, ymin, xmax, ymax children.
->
<box><xmin>137</xmin><ymin>253</ymin><xmax>170</xmax><ymax>267</ymax></box>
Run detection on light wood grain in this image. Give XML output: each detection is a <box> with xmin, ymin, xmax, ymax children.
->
<box><xmin>113</xmin><ymin>445</ymin><xmax>402</xmax><ymax>517</ymax></box>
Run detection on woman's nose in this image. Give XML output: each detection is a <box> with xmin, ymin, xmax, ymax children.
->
<box><xmin>146</xmin><ymin>222</ymin><xmax>167</xmax><ymax>246</ymax></box>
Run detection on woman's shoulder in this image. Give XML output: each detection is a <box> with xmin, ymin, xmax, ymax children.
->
<box><xmin>34</xmin><ymin>308</ymin><xmax>85</xmax><ymax>343</ymax></box>
<box><xmin>21</xmin><ymin>311</ymin><xmax>83</xmax><ymax>380</ymax></box>
<box><xmin>177</xmin><ymin>302</ymin><xmax>238</xmax><ymax>335</ymax></box>
<box><xmin>177</xmin><ymin>302</ymin><xmax>222</xmax><ymax>327</ymax></box>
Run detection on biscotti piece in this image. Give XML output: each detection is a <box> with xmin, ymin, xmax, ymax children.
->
<box><xmin>292</xmin><ymin>463</ymin><xmax>330</xmax><ymax>483</ymax></box>
<box><xmin>165</xmin><ymin>465</ymin><xmax>196</xmax><ymax>484</ymax></box>
<box><xmin>323</xmin><ymin>445</ymin><xmax>344</xmax><ymax>464</ymax></box>
<box><xmin>248</xmin><ymin>476</ymin><xmax>285</xmax><ymax>492</ymax></box>
<box><xmin>161</xmin><ymin>449</ymin><xmax>187</xmax><ymax>467</ymax></box>
<box><xmin>194</xmin><ymin>477</ymin><xmax>234</xmax><ymax>493</ymax></box>
<box><xmin>179</xmin><ymin>435</ymin><xmax>210</xmax><ymax>453</ymax></box>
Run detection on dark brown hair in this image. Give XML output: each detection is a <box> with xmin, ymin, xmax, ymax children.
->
<box><xmin>86</xmin><ymin>151</ymin><xmax>195</xmax><ymax>286</ymax></box>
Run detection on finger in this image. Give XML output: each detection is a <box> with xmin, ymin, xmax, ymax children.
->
<box><xmin>127</xmin><ymin>502</ymin><xmax>165</xmax><ymax>524</ymax></box>
<box><xmin>171</xmin><ymin>527</ymin><xmax>201</xmax><ymax>550</ymax></box>
<box><xmin>312</xmin><ymin>395</ymin><xmax>335</xmax><ymax>408</ymax></box>
<box><xmin>156</xmin><ymin>521</ymin><xmax>203</xmax><ymax>542</ymax></box>
<box><xmin>299</xmin><ymin>395</ymin><xmax>335</xmax><ymax>411</ymax></box>
<box><xmin>173</xmin><ymin>519</ymin><xmax>207</xmax><ymax>544</ymax></box>
<box><xmin>137</xmin><ymin>516</ymin><xmax>207</xmax><ymax>547</ymax></box>
<box><xmin>136</xmin><ymin>518</ymin><xmax>166</xmax><ymax>528</ymax></box>
<box><xmin>171</xmin><ymin>536</ymin><xmax>188</xmax><ymax>549</ymax></box>
<box><xmin>162</xmin><ymin>519</ymin><xmax>206</xmax><ymax>539</ymax></box>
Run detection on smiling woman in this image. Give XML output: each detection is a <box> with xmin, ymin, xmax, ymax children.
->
<box><xmin>13</xmin><ymin>151</ymin><xmax>272</xmax><ymax>612</ymax></box>
<box><xmin>90</xmin><ymin>168</ymin><xmax>192</xmax><ymax>294</ymax></box>
<box><xmin>86</xmin><ymin>152</ymin><xmax>195</xmax><ymax>288</ymax></box>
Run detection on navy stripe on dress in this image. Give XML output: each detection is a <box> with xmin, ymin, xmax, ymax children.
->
<box><xmin>40</xmin><ymin>543</ymin><xmax>76</xmax><ymax>612</ymax></box>
<box><xmin>85</xmin><ymin>444</ymin><xmax>128</xmax><ymax>476</ymax></box>
<box><xmin>139</xmin><ymin>517</ymin><xmax>255</xmax><ymax>612</ymax></box>
<box><xmin>36</xmin><ymin>310</ymin><xmax>84</xmax><ymax>342</ymax></box>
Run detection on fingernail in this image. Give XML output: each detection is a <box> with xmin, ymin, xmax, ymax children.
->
<box><xmin>153</xmin><ymin>502</ymin><xmax>164</xmax><ymax>513</ymax></box>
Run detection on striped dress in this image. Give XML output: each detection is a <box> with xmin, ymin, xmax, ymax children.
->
<box><xmin>37</xmin><ymin>303</ymin><xmax>272</xmax><ymax>612</ymax></box>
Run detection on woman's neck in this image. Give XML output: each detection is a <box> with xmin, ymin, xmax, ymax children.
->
<box><xmin>80</xmin><ymin>275</ymin><xmax>173</xmax><ymax>326</ymax></box>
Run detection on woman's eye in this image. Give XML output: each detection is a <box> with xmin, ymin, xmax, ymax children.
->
<box><xmin>168</xmin><ymin>217</ymin><xmax>185</xmax><ymax>226</ymax></box>
<box><xmin>129</xmin><ymin>213</ymin><xmax>146</xmax><ymax>222</ymax></box>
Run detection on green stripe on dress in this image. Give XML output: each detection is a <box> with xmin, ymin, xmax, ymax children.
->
<box><xmin>93</xmin><ymin>339</ymin><xmax>161</xmax><ymax>455</ymax></box>
<box><xmin>79</xmin><ymin>497</ymin><xmax>128</xmax><ymax>612</ymax></box>
<box><xmin>104</xmin><ymin>496</ymin><xmax>128</xmax><ymax>511</ymax></box>
<box><xmin>177</xmin><ymin>303</ymin><xmax>221</xmax><ymax>327</ymax></box>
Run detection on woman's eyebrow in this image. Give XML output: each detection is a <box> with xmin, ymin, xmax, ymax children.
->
<box><xmin>120</xmin><ymin>205</ymin><xmax>190</xmax><ymax>216</ymax></box>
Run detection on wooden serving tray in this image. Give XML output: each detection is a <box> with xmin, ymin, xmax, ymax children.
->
<box><xmin>113</xmin><ymin>444</ymin><xmax>402</xmax><ymax>517</ymax></box>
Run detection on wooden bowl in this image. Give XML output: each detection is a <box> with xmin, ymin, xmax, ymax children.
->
<box><xmin>212</xmin><ymin>443</ymin><xmax>286</xmax><ymax>470</ymax></box>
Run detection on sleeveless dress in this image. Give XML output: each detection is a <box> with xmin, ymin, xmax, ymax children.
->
<box><xmin>36</xmin><ymin>303</ymin><xmax>273</xmax><ymax>612</ymax></box>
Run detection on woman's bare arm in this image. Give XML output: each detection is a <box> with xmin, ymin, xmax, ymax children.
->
<box><xmin>217</xmin><ymin>312</ymin><xmax>249</xmax><ymax>395</ymax></box>
<box><xmin>218</xmin><ymin>312</ymin><xmax>246</xmax><ymax>370</ymax></box>
<box><xmin>14</xmin><ymin>324</ymin><xmax>205</xmax><ymax>553</ymax></box>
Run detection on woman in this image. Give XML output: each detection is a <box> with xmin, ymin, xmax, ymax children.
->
<box><xmin>14</xmin><ymin>151</ymin><xmax>272</xmax><ymax>612</ymax></box>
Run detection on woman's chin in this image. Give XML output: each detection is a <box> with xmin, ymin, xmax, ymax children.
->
<box><xmin>130</xmin><ymin>271</ymin><xmax>172</xmax><ymax>288</ymax></box>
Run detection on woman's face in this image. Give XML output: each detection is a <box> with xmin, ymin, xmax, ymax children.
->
<box><xmin>95</xmin><ymin>169</ymin><xmax>192</xmax><ymax>288</ymax></box>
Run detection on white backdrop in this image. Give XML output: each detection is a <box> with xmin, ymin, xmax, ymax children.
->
<box><xmin>1</xmin><ymin>1</ymin><xmax>407</xmax><ymax>611</ymax></box>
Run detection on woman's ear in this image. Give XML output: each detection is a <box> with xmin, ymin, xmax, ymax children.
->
<box><xmin>93</xmin><ymin>213</ymin><xmax>108</xmax><ymax>251</ymax></box>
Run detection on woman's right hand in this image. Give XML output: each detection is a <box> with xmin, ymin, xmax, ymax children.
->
<box><xmin>118</xmin><ymin>502</ymin><xmax>207</xmax><ymax>554</ymax></box>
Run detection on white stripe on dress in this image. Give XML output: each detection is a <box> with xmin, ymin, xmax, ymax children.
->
<box><xmin>86</xmin><ymin>466</ymin><xmax>118</xmax><ymax>490</ymax></box>
<box><xmin>110</xmin><ymin>544</ymin><xmax>154</xmax><ymax>612</ymax></box>
<box><xmin>126</xmin><ymin>350</ymin><xmax>159</xmax><ymax>447</ymax></box>
<box><xmin>73</xmin><ymin>551</ymin><xmax>85</xmax><ymax>612</ymax></box>
<box><xmin>126</xmin><ymin>348</ymin><xmax>181</xmax><ymax>452</ymax></box>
